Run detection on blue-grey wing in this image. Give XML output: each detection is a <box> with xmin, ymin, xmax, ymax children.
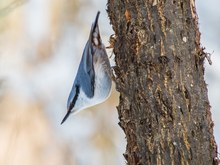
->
<box><xmin>75</xmin><ymin>12</ymin><xmax>100</xmax><ymax>98</ymax></box>
<box><xmin>77</xmin><ymin>40</ymin><xmax>95</xmax><ymax>98</ymax></box>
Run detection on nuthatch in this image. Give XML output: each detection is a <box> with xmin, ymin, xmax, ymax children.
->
<box><xmin>61</xmin><ymin>11</ymin><xmax>112</xmax><ymax>124</ymax></box>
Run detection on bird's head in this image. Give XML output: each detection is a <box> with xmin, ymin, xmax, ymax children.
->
<box><xmin>61</xmin><ymin>85</ymin><xmax>80</xmax><ymax>124</ymax></box>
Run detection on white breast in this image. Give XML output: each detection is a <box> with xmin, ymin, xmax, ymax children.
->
<box><xmin>72</xmin><ymin>57</ymin><xmax>112</xmax><ymax>113</ymax></box>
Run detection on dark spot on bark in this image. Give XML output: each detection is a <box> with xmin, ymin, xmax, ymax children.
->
<box><xmin>153</xmin><ymin>34</ymin><xmax>157</xmax><ymax>44</ymax></box>
<box><xmin>180</xmin><ymin>107</ymin><xmax>184</xmax><ymax>115</ymax></box>
<box><xmin>148</xmin><ymin>123</ymin><xmax>152</xmax><ymax>135</ymax></box>
<box><xmin>188</xmin><ymin>103</ymin><xmax>191</xmax><ymax>112</ymax></box>
<box><xmin>123</xmin><ymin>153</ymin><xmax>129</xmax><ymax>161</ymax></box>
<box><xmin>186</xmin><ymin>17</ymin><xmax>191</xmax><ymax>25</ymax></box>
<box><xmin>184</xmin><ymin>86</ymin><xmax>189</xmax><ymax>99</ymax></box>
<box><xmin>156</xmin><ymin>115</ymin><xmax>159</xmax><ymax>123</ymax></box>
<box><xmin>180</xmin><ymin>30</ymin><xmax>186</xmax><ymax>39</ymax></box>
<box><xmin>199</xmin><ymin>122</ymin><xmax>204</xmax><ymax>130</ymax></box>
<box><xmin>140</xmin><ymin>119</ymin><xmax>145</xmax><ymax>125</ymax></box>
<box><xmin>133</xmin><ymin>152</ymin><xmax>140</xmax><ymax>164</ymax></box>
<box><xmin>174</xmin><ymin>56</ymin><xmax>182</xmax><ymax>63</ymax></box>
<box><xmin>158</xmin><ymin>56</ymin><xmax>169</xmax><ymax>64</ymax></box>
<box><xmin>180</xmin><ymin>2</ymin><xmax>184</xmax><ymax>11</ymax></box>
<box><xmin>126</xmin><ymin>21</ymin><xmax>131</xmax><ymax>33</ymax></box>
<box><xmin>190</xmin><ymin>147</ymin><xmax>193</xmax><ymax>160</ymax></box>
<box><xmin>176</xmin><ymin>84</ymin><xmax>182</xmax><ymax>93</ymax></box>
<box><xmin>210</xmin><ymin>121</ymin><xmax>214</xmax><ymax>128</ymax></box>
<box><xmin>184</xmin><ymin>86</ymin><xmax>191</xmax><ymax>111</ymax></box>
<box><xmin>191</xmin><ymin>130</ymin><xmax>195</xmax><ymax>137</ymax></box>
<box><xmin>165</xmin><ymin>17</ymin><xmax>171</xmax><ymax>29</ymax></box>
<box><xmin>118</xmin><ymin>121</ymin><xmax>125</xmax><ymax>132</ymax></box>
<box><xmin>195</xmin><ymin>54</ymin><xmax>199</xmax><ymax>70</ymax></box>
<box><xmin>166</xmin><ymin>70</ymin><xmax>173</xmax><ymax>79</ymax></box>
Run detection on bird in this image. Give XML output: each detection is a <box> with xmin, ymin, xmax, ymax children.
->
<box><xmin>61</xmin><ymin>11</ymin><xmax>112</xmax><ymax>124</ymax></box>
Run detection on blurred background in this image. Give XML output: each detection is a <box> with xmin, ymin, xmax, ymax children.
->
<box><xmin>0</xmin><ymin>0</ymin><xmax>219</xmax><ymax>165</ymax></box>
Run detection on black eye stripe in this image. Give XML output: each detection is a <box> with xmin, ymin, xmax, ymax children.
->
<box><xmin>69</xmin><ymin>85</ymin><xmax>80</xmax><ymax>110</ymax></box>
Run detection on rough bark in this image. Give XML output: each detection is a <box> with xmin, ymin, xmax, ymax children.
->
<box><xmin>107</xmin><ymin>0</ymin><xmax>218</xmax><ymax>164</ymax></box>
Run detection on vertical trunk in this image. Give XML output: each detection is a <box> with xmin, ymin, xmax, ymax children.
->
<box><xmin>107</xmin><ymin>0</ymin><xmax>218</xmax><ymax>164</ymax></box>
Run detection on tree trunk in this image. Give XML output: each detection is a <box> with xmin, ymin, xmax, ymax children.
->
<box><xmin>107</xmin><ymin>0</ymin><xmax>218</xmax><ymax>164</ymax></box>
